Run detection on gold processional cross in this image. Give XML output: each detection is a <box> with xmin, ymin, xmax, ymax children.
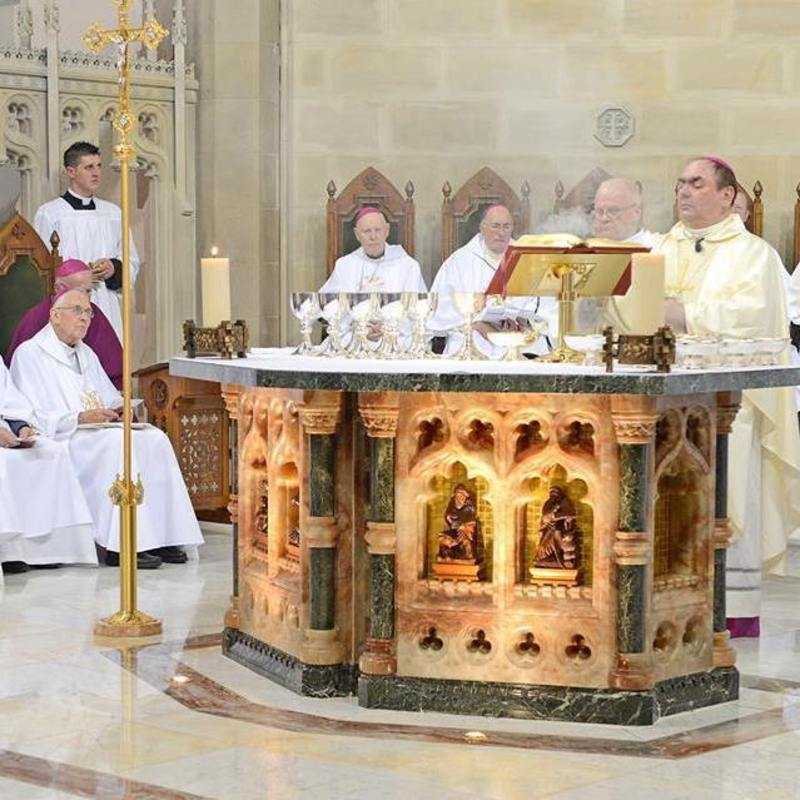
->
<box><xmin>84</xmin><ymin>1</ymin><xmax>168</xmax><ymax>638</ymax></box>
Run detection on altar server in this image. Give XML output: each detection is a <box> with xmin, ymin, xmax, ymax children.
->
<box><xmin>655</xmin><ymin>156</ymin><xmax>800</xmax><ymax>637</ymax></box>
<box><xmin>10</xmin><ymin>290</ymin><xmax>203</xmax><ymax>570</ymax></box>
<box><xmin>592</xmin><ymin>178</ymin><xmax>659</xmax><ymax>247</ymax></box>
<box><xmin>0</xmin><ymin>360</ymin><xmax>96</xmax><ymax>576</ymax></box>
<box><xmin>5</xmin><ymin>259</ymin><xmax>123</xmax><ymax>389</ymax></box>
<box><xmin>34</xmin><ymin>142</ymin><xmax>140</xmax><ymax>343</ymax></box>
<box><xmin>320</xmin><ymin>207</ymin><xmax>426</xmax><ymax>293</ymax></box>
<box><xmin>428</xmin><ymin>204</ymin><xmax>556</xmax><ymax>357</ymax></box>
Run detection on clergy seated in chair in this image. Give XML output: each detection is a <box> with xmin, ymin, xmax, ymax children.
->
<box><xmin>656</xmin><ymin>156</ymin><xmax>800</xmax><ymax>639</ymax></box>
<box><xmin>5</xmin><ymin>259</ymin><xmax>122</xmax><ymax>389</ymax></box>
<box><xmin>427</xmin><ymin>204</ymin><xmax>556</xmax><ymax>358</ymax></box>
<box><xmin>0</xmin><ymin>360</ymin><xmax>97</xmax><ymax>576</ymax></box>
<box><xmin>10</xmin><ymin>290</ymin><xmax>204</xmax><ymax>571</ymax></box>
<box><xmin>320</xmin><ymin>207</ymin><xmax>426</xmax><ymax>294</ymax></box>
<box><xmin>591</xmin><ymin>178</ymin><xmax>659</xmax><ymax>248</ymax></box>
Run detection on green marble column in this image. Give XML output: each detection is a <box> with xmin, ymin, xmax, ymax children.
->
<box><xmin>309</xmin><ymin>434</ymin><xmax>336</xmax><ymax>518</ymax></box>
<box><xmin>616</xmin><ymin>442</ymin><xmax>649</xmax><ymax>655</ymax></box>
<box><xmin>309</xmin><ymin>547</ymin><xmax>336</xmax><ymax>630</ymax></box>
<box><xmin>713</xmin><ymin>431</ymin><xmax>729</xmax><ymax>633</ymax></box>
<box><xmin>368</xmin><ymin>436</ymin><xmax>395</xmax><ymax>641</ymax></box>
<box><xmin>307</xmin><ymin>431</ymin><xmax>337</xmax><ymax>631</ymax></box>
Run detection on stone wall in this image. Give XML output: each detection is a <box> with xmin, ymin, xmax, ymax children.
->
<box><xmin>283</xmin><ymin>0</ymin><xmax>800</xmax><ymax>326</ymax></box>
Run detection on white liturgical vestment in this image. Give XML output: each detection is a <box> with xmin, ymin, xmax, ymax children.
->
<box><xmin>0</xmin><ymin>361</ymin><xmax>95</xmax><ymax>572</ymax></box>
<box><xmin>34</xmin><ymin>192</ymin><xmax>140</xmax><ymax>342</ymax></box>
<box><xmin>320</xmin><ymin>244</ymin><xmax>427</xmax><ymax>293</ymax></box>
<box><xmin>428</xmin><ymin>234</ymin><xmax>557</xmax><ymax>357</ymax></box>
<box><xmin>626</xmin><ymin>228</ymin><xmax>660</xmax><ymax>249</ymax></box>
<box><xmin>655</xmin><ymin>214</ymin><xmax>800</xmax><ymax>621</ymax></box>
<box><xmin>11</xmin><ymin>325</ymin><xmax>203</xmax><ymax>554</ymax></box>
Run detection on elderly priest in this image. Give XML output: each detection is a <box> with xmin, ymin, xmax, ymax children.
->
<box><xmin>656</xmin><ymin>156</ymin><xmax>800</xmax><ymax>638</ymax></box>
<box><xmin>5</xmin><ymin>259</ymin><xmax>123</xmax><ymax>389</ymax></box>
<box><xmin>0</xmin><ymin>360</ymin><xmax>96</xmax><ymax>575</ymax></box>
<box><xmin>592</xmin><ymin>178</ymin><xmax>659</xmax><ymax>248</ymax></box>
<box><xmin>429</xmin><ymin>204</ymin><xmax>556</xmax><ymax>357</ymax></box>
<box><xmin>10</xmin><ymin>289</ymin><xmax>204</xmax><ymax>571</ymax></box>
<box><xmin>320</xmin><ymin>207</ymin><xmax>426</xmax><ymax>293</ymax></box>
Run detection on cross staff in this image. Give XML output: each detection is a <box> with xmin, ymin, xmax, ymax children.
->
<box><xmin>84</xmin><ymin>1</ymin><xmax>167</xmax><ymax>639</ymax></box>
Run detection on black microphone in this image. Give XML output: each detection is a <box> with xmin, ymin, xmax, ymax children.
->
<box><xmin>694</xmin><ymin>237</ymin><xmax>705</xmax><ymax>253</ymax></box>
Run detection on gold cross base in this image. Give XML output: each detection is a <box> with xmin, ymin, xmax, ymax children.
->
<box><xmin>94</xmin><ymin>610</ymin><xmax>163</xmax><ymax>639</ymax></box>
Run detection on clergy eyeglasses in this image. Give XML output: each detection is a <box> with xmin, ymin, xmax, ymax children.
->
<box><xmin>592</xmin><ymin>204</ymin><xmax>635</xmax><ymax>220</ymax></box>
<box><xmin>486</xmin><ymin>222</ymin><xmax>513</xmax><ymax>232</ymax></box>
<box><xmin>60</xmin><ymin>305</ymin><xmax>94</xmax><ymax>319</ymax></box>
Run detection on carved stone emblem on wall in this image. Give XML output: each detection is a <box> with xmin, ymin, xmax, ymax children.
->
<box><xmin>595</xmin><ymin>105</ymin><xmax>634</xmax><ymax>148</ymax></box>
<box><xmin>433</xmin><ymin>483</ymin><xmax>482</xmax><ymax>582</ymax></box>
<box><xmin>61</xmin><ymin>106</ymin><xmax>85</xmax><ymax>135</ymax></box>
<box><xmin>7</xmin><ymin>101</ymin><xmax>32</xmax><ymax>137</ymax></box>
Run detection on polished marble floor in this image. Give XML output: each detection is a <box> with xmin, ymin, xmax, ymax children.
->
<box><xmin>1</xmin><ymin>531</ymin><xmax>800</xmax><ymax>799</ymax></box>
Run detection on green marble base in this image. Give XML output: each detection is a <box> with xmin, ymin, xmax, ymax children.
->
<box><xmin>223</xmin><ymin>628</ymin><xmax>356</xmax><ymax>697</ymax></box>
<box><xmin>358</xmin><ymin>667</ymin><xmax>739</xmax><ymax>726</ymax></box>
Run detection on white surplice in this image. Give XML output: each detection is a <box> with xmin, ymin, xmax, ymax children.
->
<box><xmin>0</xmin><ymin>361</ymin><xmax>96</xmax><ymax>570</ymax></box>
<box><xmin>626</xmin><ymin>228</ymin><xmax>661</xmax><ymax>249</ymax></box>
<box><xmin>428</xmin><ymin>233</ymin><xmax>557</xmax><ymax>358</ymax></box>
<box><xmin>10</xmin><ymin>325</ymin><xmax>203</xmax><ymax>554</ymax></box>
<box><xmin>34</xmin><ymin>192</ymin><xmax>140</xmax><ymax>343</ymax></box>
<box><xmin>320</xmin><ymin>244</ymin><xmax>427</xmax><ymax>293</ymax></box>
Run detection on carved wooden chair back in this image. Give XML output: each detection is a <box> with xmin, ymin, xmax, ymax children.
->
<box><xmin>441</xmin><ymin>167</ymin><xmax>530</xmax><ymax>263</ymax></box>
<box><xmin>326</xmin><ymin>167</ymin><xmax>415</xmax><ymax>276</ymax></box>
<box><xmin>0</xmin><ymin>213</ymin><xmax>60</xmax><ymax>356</ymax></box>
<box><xmin>553</xmin><ymin>167</ymin><xmax>614</xmax><ymax>216</ymax></box>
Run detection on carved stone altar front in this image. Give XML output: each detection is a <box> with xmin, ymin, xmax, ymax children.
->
<box><xmin>171</xmin><ymin>353</ymin><xmax>798</xmax><ymax>724</ymax></box>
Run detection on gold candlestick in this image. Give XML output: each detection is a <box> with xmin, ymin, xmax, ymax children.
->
<box><xmin>84</xmin><ymin>1</ymin><xmax>167</xmax><ymax>639</ymax></box>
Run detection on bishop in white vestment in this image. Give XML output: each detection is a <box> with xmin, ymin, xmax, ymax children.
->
<box><xmin>320</xmin><ymin>207</ymin><xmax>426</xmax><ymax>293</ymax></box>
<box><xmin>656</xmin><ymin>157</ymin><xmax>800</xmax><ymax>637</ymax></box>
<box><xmin>34</xmin><ymin>142</ymin><xmax>139</xmax><ymax>342</ymax></box>
<box><xmin>10</xmin><ymin>292</ymin><xmax>203</xmax><ymax>567</ymax></box>
<box><xmin>0</xmin><ymin>360</ymin><xmax>96</xmax><ymax>575</ymax></box>
<box><xmin>428</xmin><ymin>205</ymin><xmax>556</xmax><ymax>357</ymax></box>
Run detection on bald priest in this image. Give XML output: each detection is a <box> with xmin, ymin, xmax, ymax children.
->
<box><xmin>11</xmin><ymin>289</ymin><xmax>204</xmax><ymax>571</ymax></box>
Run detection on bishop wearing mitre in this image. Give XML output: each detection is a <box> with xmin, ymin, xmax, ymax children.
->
<box><xmin>656</xmin><ymin>156</ymin><xmax>800</xmax><ymax>638</ymax></box>
<box><xmin>34</xmin><ymin>142</ymin><xmax>140</xmax><ymax>343</ymax></box>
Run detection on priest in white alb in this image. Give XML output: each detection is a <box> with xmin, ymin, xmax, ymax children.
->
<box><xmin>10</xmin><ymin>289</ymin><xmax>204</xmax><ymax>571</ymax></box>
<box><xmin>320</xmin><ymin>207</ymin><xmax>426</xmax><ymax>293</ymax></box>
<box><xmin>655</xmin><ymin>156</ymin><xmax>800</xmax><ymax>637</ymax></box>
<box><xmin>0</xmin><ymin>360</ymin><xmax>96</xmax><ymax>577</ymax></box>
<box><xmin>428</xmin><ymin>204</ymin><xmax>556</xmax><ymax>357</ymax></box>
<box><xmin>34</xmin><ymin>141</ymin><xmax>139</xmax><ymax>343</ymax></box>
<box><xmin>592</xmin><ymin>178</ymin><xmax>659</xmax><ymax>247</ymax></box>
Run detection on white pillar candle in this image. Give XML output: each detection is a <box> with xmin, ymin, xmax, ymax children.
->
<box><xmin>201</xmin><ymin>246</ymin><xmax>231</xmax><ymax>327</ymax></box>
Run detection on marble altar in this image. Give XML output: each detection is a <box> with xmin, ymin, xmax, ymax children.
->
<box><xmin>170</xmin><ymin>350</ymin><xmax>800</xmax><ymax>725</ymax></box>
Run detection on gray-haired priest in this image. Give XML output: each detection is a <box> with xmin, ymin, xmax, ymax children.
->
<box><xmin>0</xmin><ymin>360</ymin><xmax>96</xmax><ymax>576</ymax></box>
<box><xmin>10</xmin><ymin>289</ymin><xmax>204</xmax><ymax>571</ymax></box>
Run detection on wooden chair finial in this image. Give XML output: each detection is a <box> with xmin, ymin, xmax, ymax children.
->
<box><xmin>520</xmin><ymin>179</ymin><xmax>531</xmax><ymax>201</ymax></box>
<box><xmin>405</xmin><ymin>180</ymin><xmax>415</xmax><ymax>201</ymax></box>
<box><xmin>442</xmin><ymin>180</ymin><xmax>452</xmax><ymax>201</ymax></box>
<box><xmin>326</xmin><ymin>180</ymin><xmax>336</xmax><ymax>199</ymax></box>
<box><xmin>753</xmin><ymin>180</ymin><xmax>763</xmax><ymax>199</ymax></box>
<box><xmin>555</xmin><ymin>179</ymin><xmax>565</xmax><ymax>201</ymax></box>
<box><xmin>49</xmin><ymin>230</ymin><xmax>60</xmax><ymax>257</ymax></box>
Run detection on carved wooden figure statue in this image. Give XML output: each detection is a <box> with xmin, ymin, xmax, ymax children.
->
<box><xmin>438</xmin><ymin>484</ymin><xmax>481</xmax><ymax>563</ymax></box>
<box><xmin>531</xmin><ymin>486</ymin><xmax>581</xmax><ymax>585</ymax></box>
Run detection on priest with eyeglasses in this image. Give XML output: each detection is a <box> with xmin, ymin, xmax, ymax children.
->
<box><xmin>10</xmin><ymin>289</ymin><xmax>204</xmax><ymax>571</ymax></box>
